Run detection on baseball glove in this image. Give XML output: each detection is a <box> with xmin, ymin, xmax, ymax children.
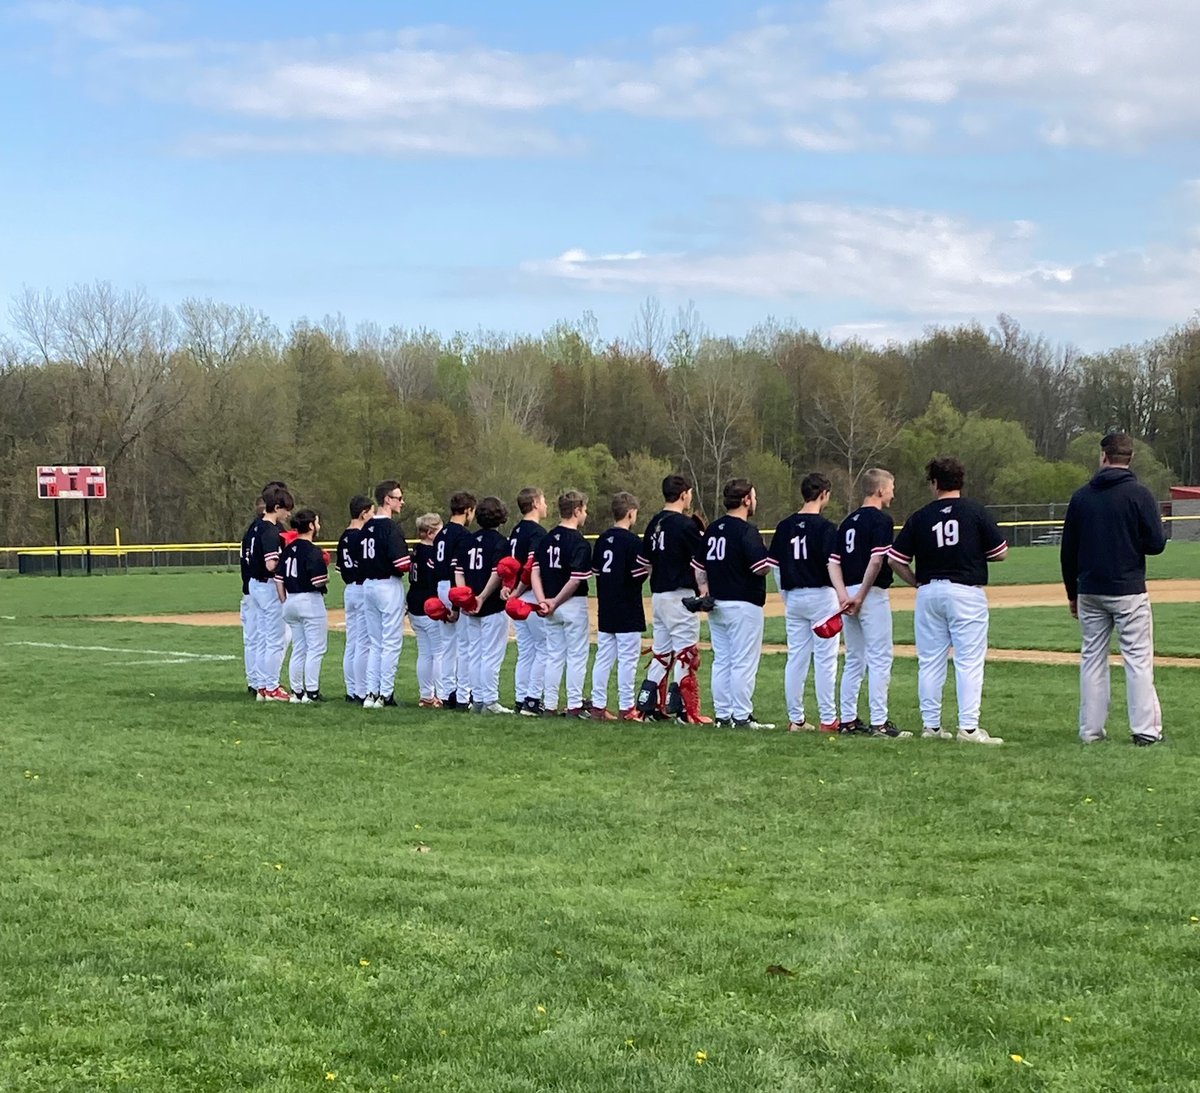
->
<box><xmin>682</xmin><ymin>594</ymin><xmax>715</xmax><ymax>613</ymax></box>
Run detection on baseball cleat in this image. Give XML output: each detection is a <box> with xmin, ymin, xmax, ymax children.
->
<box><xmin>1132</xmin><ymin>733</ymin><xmax>1165</xmax><ymax>747</ymax></box>
<box><xmin>818</xmin><ymin>721</ymin><xmax>840</xmax><ymax>733</ymax></box>
<box><xmin>306</xmin><ymin>691</ymin><xmax>325</xmax><ymax>702</ymax></box>
<box><xmin>590</xmin><ymin>707</ymin><xmax>618</xmax><ymax>721</ymax></box>
<box><xmin>734</xmin><ymin>716</ymin><xmax>777</xmax><ymax>731</ymax></box>
<box><xmin>565</xmin><ymin>707</ymin><xmax>589</xmax><ymax>719</ymax></box>
<box><xmin>838</xmin><ymin>718</ymin><xmax>869</xmax><ymax>734</ymax></box>
<box><xmin>261</xmin><ymin>687</ymin><xmax>291</xmax><ymax>703</ymax></box>
<box><xmin>619</xmin><ymin>707</ymin><xmax>644</xmax><ymax>721</ymax></box>
<box><xmin>957</xmin><ymin>727</ymin><xmax>1003</xmax><ymax>745</ymax></box>
<box><xmin>714</xmin><ymin>717</ymin><xmax>734</xmax><ymax>728</ymax></box>
<box><xmin>380</xmin><ymin>695</ymin><xmax>399</xmax><ymax>708</ymax></box>
<box><xmin>481</xmin><ymin>701</ymin><xmax>514</xmax><ymax>715</ymax></box>
<box><xmin>247</xmin><ymin>685</ymin><xmax>258</xmax><ymax>696</ymax></box>
<box><xmin>289</xmin><ymin>691</ymin><xmax>307</xmax><ymax>704</ymax></box>
<box><xmin>362</xmin><ymin>694</ymin><xmax>382</xmax><ymax>709</ymax></box>
<box><xmin>787</xmin><ymin>720</ymin><xmax>810</xmax><ymax>733</ymax></box>
<box><xmin>869</xmin><ymin>720</ymin><xmax>912</xmax><ymax>739</ymax></box>
<box><xmin>921</xmin><ymin>727</ymin><xmax>953</xmax><ymax>740</ymax></box>
<box><xmin>418</xmin><ymin>697</ymin><xmax>443</xmax><ymax>709</ymax></box>
<box><xmin>520</xmin><ymin>697</ymin><xmax>546</xmax><ymax>717</ymax></box>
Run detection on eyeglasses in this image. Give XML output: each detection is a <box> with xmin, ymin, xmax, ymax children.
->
<box><xmin>388</xmin><ymin>493</ymin><xmax>403</xmax><ymax>502</ymax></box>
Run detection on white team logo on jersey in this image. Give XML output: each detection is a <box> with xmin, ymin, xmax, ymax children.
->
<box><xmin>940</xmin><ymin>506</ymin><xmax>952</xmax><ymax>514</ymax></box>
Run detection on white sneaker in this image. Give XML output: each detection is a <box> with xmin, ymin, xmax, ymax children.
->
<box><xmin>363</xmin><ymin>694</ymin><xmax>382</xmax><ymax>709</ymax></box>
<box><xmin>922</xmin><ymin>727</ymin><xmax>953</xmax><ymax>740</ymax></box>
<box><xmin>482</xmin><ymin>701</ymin><xmax>514</xmax><ymax>715</ymax></box>
<box><xmin>289</xmin><ymin>692</ymin><xmax>305</xmax><ymax>704</ymax></box>
<box><xmin>734</xmin><ymin>716</ymin><xmax>776</xmax><ymax>730</ymax></box>
<box><xmin>957</xmin><ymin>727</ymin><xmax>1003</xmax><ymax>745</ymax></box>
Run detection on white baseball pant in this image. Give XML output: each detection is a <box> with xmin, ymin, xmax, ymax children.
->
<box><xmin>648</xmin><ymin>590</ymin><xmax>702</xmax><ymax>682</ymax></box>
<box><xmin>1078</xmin><ymin>592</ymin><xmax>1162</xmax><ymax>742</ymax></box>
<box><xmin>542</xmin><ymin>597</ymin><xmax>590</xmax><ymax>711</ymax></box>
<box><xmin>435</xmin><ymin>579</ymin><xmax>471</xmax><ymax>702</ymax></box>
<box><xmin>591</xmin><ymin>631</ymin><xmax>642</xmax><ymax>711</ymax></box>
<box><xmin>513</xmin><ymin>589</ymin><xmax>548</xmax><ymax>702</ymax></box>
<box><xmin>342</xmin><ymin>582</ymin><xmax>367</xmax><ymax>698</ymax></box>
<box><xmin>363</xmin><ymin>577</ymin><xmax>406</xmax><ymax>699</ymax></box>
<box><xmin>839</xmin><ymin>585</ymin><xmax>893</xmax><ymax>725</ymax></box>
<box><xmin>410</xmin><ymin>612</ymin><xmax>446</xmax><ymax>702</ymax></box>
<box><xmin>249</xmin><ymin>580</ymin><xmax>286</xmax><ymax>691</ymax></box>
<box><xmin>282</xmin><ymin>592</ymin><xmax>328</xmax><ymax>694</ymax></box>
<box><xmin>783</xmin><ymin>586</ymin><xmax>840</xmax><ymax>726</ymax></box>
<box><xmin>708</xmin><ymin>600</ymin><xmax>765</xmax><ymax>721</ymax></box>
<box><xmin>914</xmin><ymin>581</ymin><xmax>989</xmax><ymax>731</ymax></box>
<box><xmin>467</xmin><ymin>612</ymin><xmax>510</xmax><ymax>706</ymax></box>
<box><xmin>240</xmin><ymin>592</ymin><xmax>258</xmax><ymax>687</ymax></box>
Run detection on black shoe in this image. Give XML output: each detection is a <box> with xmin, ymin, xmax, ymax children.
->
<box><xmin>839</xmin><ymin>718</ymin><xmax>869</xmax><ymax>735</ymax></box>
<box><xmin>1133</xmin><ymin>733</ymin><xmax>1165</xmax><ymax>747</ymax></box>
<box><xmin>247</xmin><ymin>685</ymin><xmax>257</xmax><ymax>696</ymax></box>
<box><xmin>380</xmin><ymin>695</ymin><xmax>399</xmax><ymax>708</ymax></box>
<box><xmin>307</xmin><ymin>691</ymin><xmax>325</xmax><ymax>703</ymax></box>
<box><xmin>444</xmin><ymin>691</ymin><xmax>458</xmax><ymax>710</ymax></box>
<box><xmin>733</xmin><ymin>715</ymin><xmax>777</xmax><ymax>730</ymax></box>
<box><xmin>520</xmin><ymin>697</ymin><xmax>545</xmax><ymax>717</ymax></box>
<box><xmin>344</xmin><ymin>693</ymin><xmax>359</xmax><ymax>703</ymax></box>
<box><xmin>869</xmin><ymin>719</ymin><xmax>911</xmax><ymax>738</ymax></box>
<box><xmin>715</xmin><ymin>717</ymin><xmax>734</xmax><ymax>728</ymax></box>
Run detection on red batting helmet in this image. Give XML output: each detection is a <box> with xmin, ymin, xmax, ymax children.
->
<box><xmin>448</xmin><ymin>585</ymin><xmax>478</xmax><ymax>613</ymax></box>
<box><xmin>497</xmin><ymin>555</ymin><xmax>522</xmax><ymax>589</ymax></box>
<box><xmin>813</xmin><ymin>612</ymin><xmax>844</xmax><ymax>639</ymax></box>
<box><xmin>424</xmin><ymin>596</ymin><xmax>451</xmax><ymax>622</ymax></box>
<box><xmin>505</xmin><ymin>596</ymin><xmax>534</xmax><ymax>621</ymax></box>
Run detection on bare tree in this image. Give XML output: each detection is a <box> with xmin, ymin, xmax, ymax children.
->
<box><xmin>178</xmin><ymin>298</ymin><xmax>277</xmax><ymax>369</ymax></box>
<box><xmin>464</xmin><ymin>333</ymin><xmax>549</xmax><ymax>435</ymax></box>
<box><xmin>356</xmin><ymin>322</ymin><xmax>442</xmax><ymax>402</ymax></box>
<box><xmin>628</xmin><ymin>295</ymin><xmax>667</xmax><ymax>362</ymax></box>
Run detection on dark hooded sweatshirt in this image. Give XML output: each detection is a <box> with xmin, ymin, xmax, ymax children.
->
<box><xmin>1060</xmin><ymin>466</ymin><xmax>1166</xmax><ymax>600</ymax></box>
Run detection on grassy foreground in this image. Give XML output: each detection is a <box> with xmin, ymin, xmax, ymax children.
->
<box><xmin>2</xmin><ymin>578</ymin><xmax>1199</xmax><ymax>1091</ymax></box>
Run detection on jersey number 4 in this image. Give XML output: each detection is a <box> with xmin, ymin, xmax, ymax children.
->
<box><xmin>932</xmin><ymin>519</ymin><xmax>960</xmax><ymax>548</ymax></box>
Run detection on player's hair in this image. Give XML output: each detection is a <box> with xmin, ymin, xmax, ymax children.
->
<box><xmin>611</xmin><ymin>491</ymin><xmax>639</xmax><ymax>521</ymax></box>
<box><xmin>722</xmin><ymin>478</ymin><xmax>754</xmax><ymax>510</ymax></box>
<box><xmin>475</xmin><ymin>496</ymin><xmax>508</xmax><ymax>529</ymax></box>
<box><xmin>449</xmin><ymin>491</ymin><xmax>477</xmax><ymax>515</ymax></box>
<box><xmin>261</xmin><ymin>479</ymin><xmax>287</xmax><ymax>494</ymax></box>
<box><xmin>254</xmin><ymin>497</ymin><xmax>267</xmax><ymax>516</ymax></box>
<box><xmin>1101</xmin><ymin>431</ymin><xmax>1134</xmax><ymax>465</ymax></box>
<box><xmin>291</xmin><ymin>509</ymin><xmax>318</xmax><ymax>534</ymax></box>
<box><xmin>558</xmin><ymin>490</ymin><xmax>587</xmax><ymax>519</ymax></box>
<box><xmin>926</xmin><ymin>457</ymin><xmax>965</xmax><ymax>492</ymax></box>
<box><xmin>861</xmin><ymin>468</ymin><xmax>894</xmax><ymax>499</ymax></box>
<box><xmin>373</xmin><ymin>480</ymin><xmax>402</xmax><ymax>506</ymax></box>
<box><xmin>800</xmin><ymin>473</ymin><xmax>833</xmax><ymax>502</ymax></box>
<box><xmin>516</xmin><ymin>486</ymin><xmax>544</xmax><ymax>515</ymax></box>
<box><xmin>262</xmin><ymin>484</ymin><xmax>294</xmax><ymax>513</ymax></box>
<box><xmin>348</xmin><ymin>495</ymin><xmax>372</xmax><ymax>520</ymax></box>
<box><xmin>416</xmin><ymin>512</ymin><xmax>443</xmax><ymax>536</ymax></box>
<box><xmin>662</xmin><ymin>474</ymin><xmax>692</xmax><ymax>502</ymax></box>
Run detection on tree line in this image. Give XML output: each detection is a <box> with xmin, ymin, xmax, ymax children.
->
<box><xmin>0</xmin><ymin>284</ymin><xmax>1194</xmax><ymax>547</ymax></box>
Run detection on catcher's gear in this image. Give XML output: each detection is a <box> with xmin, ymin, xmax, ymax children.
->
<box><xmin>635</xmin><ymin>679</ymin><xmax>659</xmax><ymax>716</ymax></box>
<box><xmin>496</xmin><ymin>555</ymin><xmax>522</xmax><ymax>590</ymax></box>
<box><xmin>448</xmin><ymin>585</ymin><xmax>478</xmax><ymax>613</ymax></box>
<box><xmin>682</xmin><ymin>594</ymin><xmax>715</xmax><ymax>613</ymax></box>
<box><xmin>676</xmin><ymin>644</ymin><xmax>711</xmax><ymax>723</ymax></box>
<box><xmin>424</xmin><ymin>596</ymin><xmax>451</xmax><ymax>622</ymax></box>
<box><xmin>813</xmin><ymin>611</ymin><xmax>844</xmax><ymax>639</ymax></box>
<box><xmin>505</xmin><ymin>596</ymin><xmax>534</xmax><ymax>621</ymax></box>
<box><xmin>664</xmin><ymin>682</ymin><xmax>684</xmax><ymax>718</ymax></box>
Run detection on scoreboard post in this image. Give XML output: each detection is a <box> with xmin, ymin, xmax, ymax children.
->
<box><xmin>36</xmin><ymin>465</ymin><xmax>107</xmax><ymax>576</ymax></box>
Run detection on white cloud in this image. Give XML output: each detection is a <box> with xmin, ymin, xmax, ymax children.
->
<box><xmin>14</xmin><ymin>0</ymin><xmax>150</xmax><ymax>42</ymax></box>
<box><xmin>521</xmin><ymin>199</ymin><xmax>1200</xmax><ymax>324</ymax></box>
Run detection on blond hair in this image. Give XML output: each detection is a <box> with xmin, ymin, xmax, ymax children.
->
<box><xmin>416</xmin><ymin>512</ymin><xmax>443</xmax><ymax>536</ymax></box>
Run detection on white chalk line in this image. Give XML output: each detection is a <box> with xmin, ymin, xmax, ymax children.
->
<box><xmin>6</xmin><ymin>641</ymin><xmax>235</xmax><ymax>662</ymax></box>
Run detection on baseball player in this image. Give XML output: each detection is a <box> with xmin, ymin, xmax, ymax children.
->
<box><xmin>508</xmin><ymin>487</ymin><xmax>550</xmax><ymax>716</ymax></box>
<box><xmin>433</xmin><ymin>491</ymin><xmax>476</xmax><ymax>710</ymax></box>
<box><xmin>454</xmin><ymin>496</ymin><xmax>514</xmax><ymax>714</ymax></box>
<box><xmin>276</xmin><ymin>508</ymin><xmax>330</xmax><ymax>703</ymax></box>
<box><xmin>692</xmin><ymin>478</ymin><xmax>775</xmax><ymax>729</ymax></box>
<box><xmin>408</xmin><ymin>512</ymin><xmax>446</xmax><ymax>709</ymax></box>
<box><xmin>829</xmin><ymin>469</ymin><xmax>907</xmax><ymax>738</ymax></box>
<box><xmin>636</xmin><ymin>474</ymin><xmax>711</xmax><ymax>723</ymax></box>
<box><xmin>768</xmin><ymin>472</ymin><xmax>841</xmax><ymax>733</ymax></box>
<box><xmin>590</xmin><ymin>492</ymin><xmax>650</xmax><ymax>721</ymax></box>
<box><xmin>239</xmin><ymin>494</ymin><xmax>268</xmax><ymax>694</ymax></box>
<box><xmin>359</xmin><ymin>480</ymin><xmax>411</xmax><ymax>709</ymax></box>
<box><xmin>244</xmin><ymin>483</ymin><xmax>294</xmax><ymax>702</ymax></box>
<box><xmin>1060</xmin><ymin>432</ymin><xmax>1167</xmax><ymax>746</ymax></box>
<box><xmin>888</xmin><ymin>458</ymin><xmax>1008</xmax><ymax>745</ymax></box>
<box><xmin>335</xmin><ymin>495</ymin><xmax>373</xmax><ymax>703</ymax></box>
<box><xmin>531</xmin><ymin>490</ymin><xmax>593</xmax><ymax>717</ymax></box>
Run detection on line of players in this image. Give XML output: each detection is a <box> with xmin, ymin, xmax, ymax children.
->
<box><xmin>240</xmin><ymin>459</ymin><xmax>1010</xmax><ymax>741</ymax></box>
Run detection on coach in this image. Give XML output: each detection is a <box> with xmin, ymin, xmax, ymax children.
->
<box><xmin>1060</xmin><ymin>432</ymin><xmax>1167</xmax><ymax>746</ymax></box>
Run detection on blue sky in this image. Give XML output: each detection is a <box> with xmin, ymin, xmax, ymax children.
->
<box><xmin>2</xmin><ymin>0</ymin><xmax>1198</xmax><ymax>350</ymax></box>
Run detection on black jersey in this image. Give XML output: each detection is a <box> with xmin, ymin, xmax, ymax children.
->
<box><xmin>534</xmin><ymin>525</ymin><xmax>592</xmax><ymax>600</ymax></box>
<box><xmin>433</xmin><ymin>522</ymin><xmax>472</xmax><ymax>583</ymax></box>
<box><xmin>890</xmin><ymin>497</ymin><xmax>1007</xmax><ymax>586</ymax></box>
<box><xmin>453</xmin><ymin>528</ymin><xmax>509</xmax><ymax>617</ymax></box>
<box><xmin>830</xmin><ymin>506</ymin><xmax>894</xmax><ymax>589</ymax></box>
<box><xmin>246</xmin><ymin>519</ymin><xmax>283</xmax><ymax>582</ymax></box>
<box><xmin>406</xmin><ymin>541</ymin><xmax>440</xmax><ymax>615</ymax></box>
<box><xmin>592</xmin><ymin>526</ymin><xmax>648</xmax><ymax>633</ymax></box>
<box><xmin>768</xmin><ymin>512</ymin><xmax>838</xmax><ymax>590</ymax></box>
<box><xmin>239</xmin><ymin>515</ymin><xmax>261</xmax><ymax>594</ymax></box>
<box><xmin>336</xmin><ymin>526</ymin><xmax>366</xmax><ymax>585</ymax></box>
<box><xmin>508</xmin><ymin>518</ymin><xmax>547</xmax><ymax>567</ymax></box>
<box><xmin>275</xmin><ymin>539</ymin><xmax>329</xmax><ymax>596</ymax></box>
<box><xmin>357</xmin><ymin>515</ymin><xmax>411</xmax><ymax>580</ymax></box>
<box><xmin>693</xmin><ymin>515</ymin><xmax>773</xmax><ymax>606</ymax></box>
<box><xmin>639</xmin><ymin>510</ymin><xmax>703</xmax><ymax>594</ymax></box>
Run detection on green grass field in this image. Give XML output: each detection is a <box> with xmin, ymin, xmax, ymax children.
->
<box><xmin>2</xmin><ymin>572</ymin><xmax>1199</xmax><ymax>1091</ymax></box>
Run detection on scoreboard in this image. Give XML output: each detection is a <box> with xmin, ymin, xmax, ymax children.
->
<box><xmin>37</xmin><ymin>465</ymin><xmax>107</xmax><ymax>500</ymax></box>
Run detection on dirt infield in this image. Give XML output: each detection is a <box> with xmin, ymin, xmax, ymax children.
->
<box><xmin>100</xmin><ymin>579</ymin><xmax>1200</xmax><ymax>669</ymax></box>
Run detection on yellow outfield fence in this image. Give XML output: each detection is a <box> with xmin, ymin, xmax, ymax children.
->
<box><xmin>2</xmin><ymin>515</ymin><xmax>1198</xmax><ymax>575</ymax></box>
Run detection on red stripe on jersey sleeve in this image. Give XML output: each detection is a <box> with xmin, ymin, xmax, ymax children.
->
<box><xmin>986</xmin><ymin>543</ymin><xmax>1008</xmax><ymax>559</ymax></box>
<box><xmin>393</xmin><ymin>556</ymin><xmax>411</xmax><ymax>572</ymax></box>
<box><xmin>887</xmin><ymin>547</ymin><xmax>911</xmax><ymax>564</ymax></box>
<box><xmin>870</xmin><ymin>545</ymin><xmax>890</xmax><ymax>556</ymax></box>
